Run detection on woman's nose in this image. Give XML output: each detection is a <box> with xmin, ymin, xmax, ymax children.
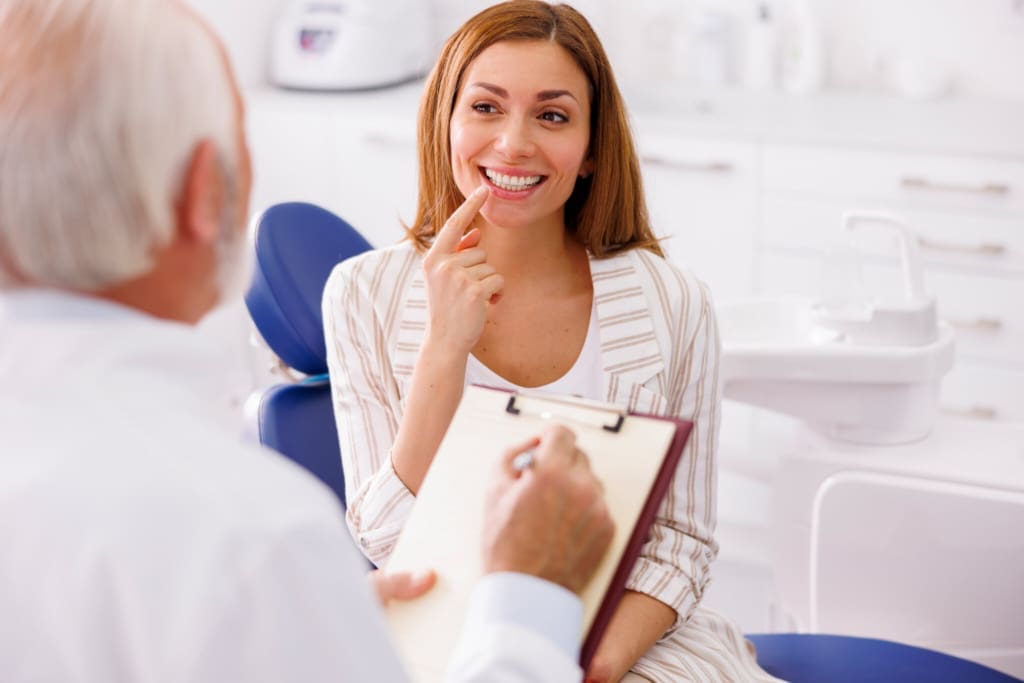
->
<box><xmin>493</xmin><ymin>118</ymin><xmax>535</xmax><ymax>159</ymax></box>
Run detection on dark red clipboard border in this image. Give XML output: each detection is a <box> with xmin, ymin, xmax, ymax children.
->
<box><xmin>578</xmin><ymin>413</ymin><xmax>694</xmax><ymax>670</ymax></box>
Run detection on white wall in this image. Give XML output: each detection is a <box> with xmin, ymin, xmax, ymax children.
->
<box><xmin>189</xmin><ymin>0</ymin><xmax>1024</xmax><ymax>102</ymax></box>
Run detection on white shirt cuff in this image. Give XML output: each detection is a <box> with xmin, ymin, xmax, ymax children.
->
<box><xmin>464</xmin><ymin>572</ymin><xmax>583</xmax><ymax>662</ymax></box>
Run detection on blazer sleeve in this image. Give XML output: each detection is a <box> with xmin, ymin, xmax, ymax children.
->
<box><xmin>322</xmin><ymin>254</ymin><xmax>415</xmax><ymax>565</ymax></box>
<box><xmin>625</xmin><ymin>263</ymin><xmax>722</xmax><ymax>634</ymax></box>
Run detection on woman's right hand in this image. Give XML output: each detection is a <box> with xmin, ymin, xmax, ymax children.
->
<box><xmin>421</xmin><ymin>186</ymin><xmax>503</xmax><ymax>354</ymax></box>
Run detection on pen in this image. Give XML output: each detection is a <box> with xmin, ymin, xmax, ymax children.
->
<box><xmin>511</xmin><ymin>449</ymin><xmax>536</xmax><ymax>473</ymax></box>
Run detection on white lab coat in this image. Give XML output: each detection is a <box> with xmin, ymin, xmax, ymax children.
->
<box><xmin>0</xmin><ymin>290</ymin><xmax>581</xmax><ymax>682</ymax></box>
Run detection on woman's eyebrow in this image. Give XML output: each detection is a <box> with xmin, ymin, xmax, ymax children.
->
<box><xmin>537</xmin><ymin>89</ymin><xmax>578</xmax><ymax>103</ymax></box>
<box><xmin>468</xmin><ymin>82</ymin><xmax>579</xmax><ymax>104</ymax></box>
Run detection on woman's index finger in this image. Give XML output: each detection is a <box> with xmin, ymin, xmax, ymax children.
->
<box><xmin>432</xmin><ymin>185</ymin><xmax>489</xmax><ymax>253</ymax></box>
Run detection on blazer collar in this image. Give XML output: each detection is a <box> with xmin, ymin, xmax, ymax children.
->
<box><xmin>590</xmin><ymin>252</ymin><xmax>664</xmax><ymax>391</ymax></box>
<box><xmin>392</xmin><ymin>250</ymin><xmax>664</xmax><ymax>390</ymax></box>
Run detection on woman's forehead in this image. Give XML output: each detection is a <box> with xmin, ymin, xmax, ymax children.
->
<box><xmin>459</xmin><ymin>40</ymin><xmax>589</xmax><ymax>100</ymax></box>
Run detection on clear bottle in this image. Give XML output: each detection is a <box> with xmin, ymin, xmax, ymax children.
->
<box><xmin>744</xmin><ymin>1</ymin><xmax>778</xmax><ymax>90</ymax></box>
<box><xmin>783</xmin><ymin>0</ymin><xmax>824</xmax><ymax>94</ymax></box>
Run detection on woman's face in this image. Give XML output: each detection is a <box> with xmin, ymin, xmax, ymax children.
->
<box><xmin>449</xmin><ymin>40</ymin><xmax>592</xmax><ymax>232</ymax></box>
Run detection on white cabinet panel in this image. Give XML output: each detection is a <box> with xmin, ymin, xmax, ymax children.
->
<box><xmin>246</xmin><ymin>87</ymin><xmax>420</xmax><ymax>248</ymax></box>
<box><xmin>247</xmin><ymin>106</ymin><xmax>344</xmax><ymax>219</ymax></box>
<box><xmin>638</xmin><ymin>135</ymin><xmax>758</xmax><ymax>303</ymax></box>
<box><xmin>941</xmin><ymin>361</ymin><xmax>1024</xmax><ymax>424</ymax></box>
<box><xmin>763</xmin><ymin>144</ymin><xmax>1024</xmax><ymax>216</ymax></box>
<box><xmin>332</xmin><ymin>124</ymin><xmax>418</xmax><ymax>249</ymax></box>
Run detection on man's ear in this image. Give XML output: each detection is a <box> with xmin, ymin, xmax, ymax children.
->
<box><xmin>177</xmin><ymin>139</ymin><xmax>223</xmax><ymax>245</ymax></box>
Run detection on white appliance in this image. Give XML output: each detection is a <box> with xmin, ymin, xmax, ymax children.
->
<box><xmin>270</xmin><ymin>1</ymin><xmax>431</xmax><ymax>91</ymax></box>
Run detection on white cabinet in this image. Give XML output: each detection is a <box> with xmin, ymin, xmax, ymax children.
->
<box><xmin>331</xmin><ymin>124</ymin><xmax>418</xmax><ymax>249</ymax></box>
<box><xmin>756</xmin><ymin>143</ymin><xmax>1024</xmax><ymax>425</ymax></box>
<box><xmin>638</xmin><ymin>134</ymin><xmax>758</xmax><ymax>303</ymax></box>
<box><xmin>246</xmin><ymin>86</ymin><xmax>421</xmax><ymax>248</ymax></box>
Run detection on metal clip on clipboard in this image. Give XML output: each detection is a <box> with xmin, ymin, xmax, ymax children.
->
<box><xmin>504</xmin><ymin>391</ymin><xmax>627</xmax><ymax>433</ymax></box>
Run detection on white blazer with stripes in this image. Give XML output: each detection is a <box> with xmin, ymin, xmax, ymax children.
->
<box><xmin>323</xmin><ymin>239</ymin><xmax>723</xmax><ymax>636</ymax></box>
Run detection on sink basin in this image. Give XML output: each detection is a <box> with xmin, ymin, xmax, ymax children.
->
<box><xmin>718</xmin><ymin>298</ymin><xmax>956</xmax><ymax>444</ymax></box>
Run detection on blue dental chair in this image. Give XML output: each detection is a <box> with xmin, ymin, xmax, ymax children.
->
<box><xmin>746</xmin><ymin>633</ymin><xmax>1020</xmax><ymax>682</ymax></box>
<box><xmin>244</xmin><ymin>202</ymin><xmax>373</xmax><ymax>509</ymax></box>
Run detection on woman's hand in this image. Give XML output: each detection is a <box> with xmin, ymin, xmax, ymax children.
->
<box><xmin>421</xmin><ymin>186</ymin><xmax>503</xmax><ymax>355</ymax></box>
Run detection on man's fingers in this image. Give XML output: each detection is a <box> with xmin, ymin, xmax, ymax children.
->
<box><xmin>433</xmin><ymin>186</ymin><xmax>489</xmax><ymax>254</ymax></box>
<box><xmin>533</xmin><ymin>424</ymin><xmax>578</xmax><ymax>467</ymax></box>
<box><xmin>370</xmin><ymin>569</ymin><xmax>437</xmax><ymax>606</ymax></box>
<box><xmin>501</xmin><ymin>436</ymin><xmax>541</xmax><ymax>475</ymax></box>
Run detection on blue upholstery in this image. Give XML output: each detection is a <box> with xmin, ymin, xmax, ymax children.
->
<box><xmin>256</xmin><ymin>379</ymin><xmax>347</xmax><ymax>507</ymax></box>
<box><xmin>747</xmin><ymin>634</ymin><xmax>1020</xmax><ymax>682</ymax></box>
<box><xmin>245</xmin><ymin>202</ymin><xmax>372</xmax><ymax>376</ymax></box>
<box><xmin>245</xmin><ymin>202</ymin><xmax>373</xmax><ymax>507</ymax></box>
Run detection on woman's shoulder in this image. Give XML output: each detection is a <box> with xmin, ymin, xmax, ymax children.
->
<box><xmin>610</xmin><ymin>248</ymin><xmax>715</xmax><ymax>329</ymax></box>
<box><xmin>324</xmin><ymin>241</ymin><xmax>422</xmax><ymax>302</ymax></box>
<box><xmin>608</xmin><ymin>248</ymin><xmax>713</xmax><ymax>303</ymax></box>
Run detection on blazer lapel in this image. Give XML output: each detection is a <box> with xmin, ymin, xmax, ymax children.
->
<box><xmin>590</xmin><ymin>252</ymin><xmax>666</xmax><ymax>413</ymax></box>
<box><xmin>392</xmin><ymin>268</ymin><xmax>427</xmax><ymax>386</ymax></box>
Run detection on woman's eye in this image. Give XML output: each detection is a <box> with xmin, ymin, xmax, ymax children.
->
<box><xmin>540</xmin><ymin>111</ymin><xmax>569</xmax><ymax>123</ymax></box>
<box><xmin>472</xmin><ymin>103</ymin><xmax>498</xmax><ymax>114</ymax></box>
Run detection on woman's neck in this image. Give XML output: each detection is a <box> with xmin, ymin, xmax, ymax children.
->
<box><xmin>473</xmin><ymin>214</ymin><xmax>589</xmax><ymax>297</ymax></box>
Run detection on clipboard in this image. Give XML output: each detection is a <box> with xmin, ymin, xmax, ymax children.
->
<box><xmin>384</xmin><ymin>385</ymin><xmax>693</xmax><ymax>681</ymax></box>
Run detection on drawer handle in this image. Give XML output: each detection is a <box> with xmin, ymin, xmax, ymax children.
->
<box><xmin>901</xmin><ymin>176</ymin><xmax>1011</xmax><ymax>196</ymax></box>
<box><xmin>945</xmin><ymin>316</ymin><xmax>1003</xmax><ymax>333</ymax></box>
<box><xmin>641</xmin><ymin>156</ymin><xmax>735</xmax><ymax>174</ymax></box>
<box><xmin>362</xmin><ymin>132</ymin><xmax>414</xmax><ymax>149</ymax></box>
<box><xmin>941</xmin><ymin>404</ymin><xmax>999</xmax><ymax>421</ymax></box>
<box><xmin>918</xmin><ymin>237</ymin><xmax>1006</xmax><ymax>257</ymax></box>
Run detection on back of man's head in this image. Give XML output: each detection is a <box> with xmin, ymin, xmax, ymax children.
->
<box><xmin>0</xmin><ymin>0</ymin><xmax>238</xmax><ymax>291</ymax></box>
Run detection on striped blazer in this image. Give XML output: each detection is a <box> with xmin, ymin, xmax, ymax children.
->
<box><xmin>323</xmin><ymin>241</ymin><xmax>722</xmax><ymax>634</ymax></box>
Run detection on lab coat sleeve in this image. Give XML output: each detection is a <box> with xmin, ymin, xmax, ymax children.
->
<box><xmin>184</xmin><ymin>519</ymin><xmax>584</xmax><ymax>682</ymax></box>
<box><xmin>625</xmin><ymin>266</ymin><xmax>722</xmax><ymax>634</ymax></box>
<box><xmin>322</xmin><ymin>253</ymin><xmax>416</xmax><ymax>565</ymax></box>
<box><xmin>446</xmin><ymin>574</ymin><xmax>584</xmax><ymax>683</ymax></box>
<box><xmin>183</xmin><ymin>518</ymin><xmax>411</xmax><ymax>683</ymax></box>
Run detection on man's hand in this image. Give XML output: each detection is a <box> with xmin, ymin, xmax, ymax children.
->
<box><xmin>481</xmin><ymin>425</ymin><xmax>614</xmax><ymax>594</ymax></box>
<box><xmin>369</xmin><ymin>569</ymin><xmax>437</xmax><ymax>606</ymax></box>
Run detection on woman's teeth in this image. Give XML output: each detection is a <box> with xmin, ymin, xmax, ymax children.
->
<box><xmin>484</xmin><ymin>168</ymin><xmax>542</xmax><ymax>191</ymax></box>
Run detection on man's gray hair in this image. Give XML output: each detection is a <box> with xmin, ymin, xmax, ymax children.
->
<box><xmin>0</xmin><ymin>0</ymin><xmax>238</xmax><ymax>290</ymax></box>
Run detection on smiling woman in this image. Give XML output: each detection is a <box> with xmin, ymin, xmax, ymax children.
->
<box><xmin>322</xmin><ymin>2</ymin><xmax>780</xmax><ymax>682</ymax></box>
<box><xmin>449</xmin><ymin>40</ymin><xmax>592</xmax><ymax>232</ymax></box>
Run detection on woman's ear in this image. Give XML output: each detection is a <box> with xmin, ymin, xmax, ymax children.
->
<box><xmin>579</xmin><ymin>157</ymin><xmax>595</xmax><ymax>179</ymax></box>
<box><xmin>176</xmin><ymin>139</ymin><xmax>224</xmax><ymax>246</ymax></box>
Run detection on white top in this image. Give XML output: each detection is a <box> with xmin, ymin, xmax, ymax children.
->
<box><xmin>0</xmin><ymin>289</ymin><xmax>581</xmax><ymax>683</ymax></box>
<box><xmin>465</xmin><ymin>301</ymin><xmax>604</xmax><ymax>401</ymax></box>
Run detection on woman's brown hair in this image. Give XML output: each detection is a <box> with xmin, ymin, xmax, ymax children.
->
<box><xmin>407</xmin><ymin>0</ymin><xmax>662</xmax><ymax>258</ymax></box>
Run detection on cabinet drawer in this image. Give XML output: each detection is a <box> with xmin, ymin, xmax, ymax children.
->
<box><xmin>761</xmin><ymin>197</ymin><xmax>1024</xmax><ymax>276</ymax></box>
<box><xmin>763</xmin><ymin>144</ymin><xmax>1024</xmax><ymax>216</ymax></box>
<box><xmin>941</xmin><ymin>361</ymin><xmax>1024</xmax><ymax>424</ymax></box>
<box><xmin>636</xmin><ymin>134</ymin><xmax>757</xmax><ymax>175</ymax></box>
<box><xmin>757</xmin><ymin>251</ymin><xmax>1024</xmax><ymax>367</ymax></box>
<box><xmin>638</xmin><ymin>135</ymin><xmax>759</xmax><ymax>302</ymax></box>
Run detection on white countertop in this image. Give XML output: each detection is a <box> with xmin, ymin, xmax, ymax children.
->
<box><xmin>629</xmin><ymin>87</ymin><xmax>1024</xmax><ymax>161</ymax></box>
<box><xmin>784</xmin><ymin>415</ymin><xmax>1024</xmax><ymax>493</ymax></box>
<box><xmin>248</xmin><ymin>82</ymin><xmax>1024</xmax><ymax>160</ymax></box>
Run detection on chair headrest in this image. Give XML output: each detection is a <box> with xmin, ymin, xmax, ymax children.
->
<box><xmin>245</xmin><ymin>202</ymin><xmax>373</xmax><ymax>376</ymax></box>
